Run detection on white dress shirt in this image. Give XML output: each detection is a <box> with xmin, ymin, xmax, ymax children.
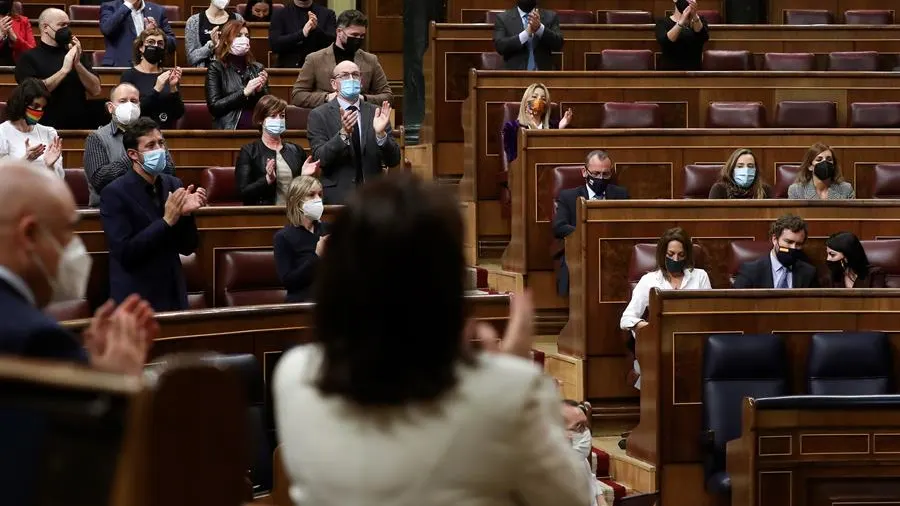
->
<box><xmin>335</xmin><ymin>95</ymin><xmax>388</xmax><ymax>147</ymax></box>
<box><xmin>125</xmin><ymin>0</ymin><xmax>145</xmax><ymax>34</ymax></box>
<box><xmin>517</xmin><ymin>7</ymin><xmax>546</xmax><ymax>45</ymax></box>
<box><xmin>0</xmin><ymin>121</ymin><xmax>65</xmax><ymax>179</ymax></box>
<box><xmin>770</xmin><ymin>250</ymin><xmax>792</xmax><ymax>288</ymax></box>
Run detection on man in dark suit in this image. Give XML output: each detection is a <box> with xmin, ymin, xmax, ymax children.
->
<box><xmin>100</xmin><ymin>117</ymin><xmax>206</xmax><ymax>311</ymax></box>
<box><xmin>733</xmin><ymin>214</ymin><xmax>819</xmax><ymax>289</ymax></box>
<box><xmin>552</xmin><ymin>150</ymin><xmax>629</xmax><ymax>295</ymax></box>
<box><xmin>99</xmin><ymin>0</ymin><xmax>176</xmax><ymax>67</ymax></box>
<box><xmin>307</xmin><ymin>60</ymin><xmax>402</xmax><ymax>205</ymax></box>
<box><xmin>492</xmin><ymin>0</ymin><xmax>564</xmax><ymax>71</ymax></box>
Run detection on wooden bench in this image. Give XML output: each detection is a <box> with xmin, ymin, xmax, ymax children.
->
<box><xmin>627</xmin><ymin>289</ymin><xmax>900</xmax><ymax>506</ymax></box>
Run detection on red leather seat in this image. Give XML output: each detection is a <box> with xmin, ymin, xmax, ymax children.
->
<box><xmin>628</xmin><ymin>243</ymin><xmax>705</xmax><ymax>293</ymax></box>
<box><xmin>200</xmin><ymin>166</ymin><xmax>241</xmax><ymax>206</ymax></box>
<box><xmin>236</xmin><ymin>2</ymin><xmax>284</xmax><ymax>16</ymax></box>
<box><xmin>828</xmin><ymin>51</ymin><xmax>879</xmax><ymax>71</ymax></box>
<box><xmin>600</xmin><ymin>103</ymin><xmax>661</xmax><ymax>128</ymax></box>
<box><xmin>682</xmin><ymin>165</ymin><xmax>723</xmax><ymax>199</ymax></box>
<box><xmin>728</xmin><ymin>240</ymin><xmax>771</xmax><ymax>286</ymax></box>
<box><xmin>872</xmin><ymin>164</ymin><xmax>900</xmax><ymax>199</ymax></box>
<box><xmin>556</xmin><ymin>10</ymin><xmax>595</xmax><ymax>24</ymax></box>
<box><xmin>702</xmin><ymin>50</ymin><xmax>752</xmax><ymax>71</ymax></box>
<box><xmin>285</xmin><ymin>105</ymin><xmax>311</xmax><ymax>130</ymax></box>
<box><xmin>861</xmin><ymin>239</ymin><xmax>900</xmax><ymax>287</ymax></box>
<box><xmin>698</xmin><ymin>10</ymin><xmax>722</xmax><ymax>23</ymax></box>
<box><xmin>706</xmin><ymin>102</ymin><xmax>766</xmax><ymax>128</ymax></box>
<box><xmin>216</xmin><ymin>250</ymin><xmax>286</xmax><ymax>307</ymax></box>
<box><xmin>784</xmin><ymin>9</ymin><xmax>833</xmax><ymax>24</ymax></box>
<box><xmin>844</xmin><ymin>10</ymin><xmax>894</xmax><ymax>25</ymax></box>
<box><xmin>161</xmin><ymin>5</ymin><xmax>181</xmax><ymax>21</ymax></box>
<box><xmin>176</xmin><ymin>103</ymin><xmax>214</xmax><ymax>129</ymax></box>
<box><xmin>68</xmin><ymin>5</ymin><xmax>100</xmax><ymax>20</ymax></box>
<box><xmin>850</xmin><ymin>103</ymin><xmax>900</xmax><ymax>128</ymax></box>
<box><xmin>763</xmin><ymin>53</ymin><xmax>816</xmax><ymax>71</ymax></box>
<box><xmin>550</xmin><ymin>166</ymin><xmax>587</xmax><ymax>265</ymax></box>
<box><xmin>180</xmin><ymin>253</ymin><xmax>208</xmax><ymax>309</ymax></box>
<box><xmin>775</xmin><ymin>101</ymin><xmax>837</xmax><ymax>128</ymax></box>
<box><xmin>479</xmin><ymin>52</ymin><xmax>504</xmax><ymax>70</ymax></box>
<box><xmin>598</xmin><ymin>49</ymin><xmax>653</xmax><ymax>70</ymax></box>
<box><xmin>604</xmin><ymin>11</ymin><xmax>653</xmax><ymax>24</ymax></box>
<box><xmin>64</xmin><ymin>168</ymin><xmax>90</xmax><ymax>209</ymax></box>
<box><xmin>774</xmin><ymin>164</ymin><xmax>801</xmax><ymax>198</ymax></box>
<box><xmin>484</xmin><ymin>10</ymin><xmax>504</xmax><ymax>23</ymax></box>
<box><xmin>0</xmin><ymin>102</ymin><xmax>5</xmax><ymax>122</ymax></box>
<box><xmin>498</xmin><ymin>101</ymin><xmax>560</xmax><ymax>216</ymax></box>
<box><xmin>91</xmin><ymin>50</ymin><xmax>105</xmax><ymax>68</ymax></box>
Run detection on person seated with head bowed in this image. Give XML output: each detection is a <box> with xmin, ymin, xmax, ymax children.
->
<box><xmin>273</xmin><ymin>176</ymin><xmax>327</xmax><ymax>303</ymax></box>
<box><xmin>656</xmin><ymin>0</ymin><xmax>709</xmax><ymax>70</ymax></box>
<box><xmin>185</xmin><ymin>0</ymin><xmax>243</xmax><ymax>68</ymax></box>
<box><xmin>620</xmin><ymin>227</ymin><xmax>711</xmax><ymax>389</ymax></box>
<box><xmin>119</xmin><ymin>27</ymin><xmax>184</xmax><ymax>129</ymax></box>
<box><xmin>502</xmin><ymin>83</ymin><xmax>573</xmax><ymax>164</ymax></box>
<box><xmin>708</xmin><ymin>148</ymin><xmax>772</xmax><ymax>199</ymax></box>
<box><xmin>733</xmin><ymin>214</ymin><xmax>819</xmax><ymax>289</ymax></box>
<box><xmin>236</xmin><ymin>95</ymin><xmax>320</xmax><ymax>205</ymax></box>
<box><xmin>273</xmin><ymin>173</ymin><xmax>591</xmax><ymax>506</ymax></box>
<box><xmin>0</xmin><ymin>0</ymin><xmax>36</xmax><ymax>65</ymax></box>
<box><xmin>205</xmin><ymin>20</ymin><xmax>269</xmax><ymax>130</ymax></box>
<box><xmin>0</xmin><ymin>78</ymin><xmax>64</xmax><ymax>179</ymax></box>
<box><xmin>825</xmin><ymin>231</ymin><xmax>886</xmax><ymax>288</ymax></box>
<box><xmin>99</xmin><ymin>0</ymin><xmax>176</xmax><ymax>67</ymax></box>
<box><xmin>788</xmin><ymin>143</ymin><xmax>855</xmax><ymax>200</ymax></box>
<box><xmin>84</xmin><ymin>82</ymin><xmax>177</xmax><ymax>207</ymax></box>
<box><xmin>244</xmin><ymin>0</ymin><xmax>273</xmax><ymax>22</ymax></box>
<box><xmin>562</xmin><ymin>400</ymin><xmax>610</xmax><ymax>506</ymax></box>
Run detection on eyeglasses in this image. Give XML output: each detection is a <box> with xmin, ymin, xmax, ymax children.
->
<box><xmin>144</xmin><ymin>40</ymin><xmax>165</xmax><ymax>48</ymax></box>
<box><xmin>333</xmin><ymin>72</ymin><xmax>362</xmax><ymax>80</ymax></box>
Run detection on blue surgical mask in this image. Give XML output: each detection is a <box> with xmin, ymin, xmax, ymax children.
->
<box><xmin>339</xmin><ymin>78</ymin><xmax>361</xmax><ymax>102</ymax></box>
<box><xmin>264</xmin><ymin>117</ymin><xmax>286</xmax><ymax>136</ymax></box>
<box><xmin>733</xmin><ymin>167</ymin><xmax>756</xmax><ymax>189</ymax></box>
<box><xmin>139</xmin><ymin>148</ymin><xmax>167</xmax><ymax>176</ymax></box>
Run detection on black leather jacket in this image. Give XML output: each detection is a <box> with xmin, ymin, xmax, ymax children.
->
<box><xmin>204</xmin><ymin>59</ymin><xmax>268</xmax><ymax>130</ymax></box>
<box><xmin>235</xmin><ymin>139</ymin><xmax>309</xmax><ymax>205</ymax></box>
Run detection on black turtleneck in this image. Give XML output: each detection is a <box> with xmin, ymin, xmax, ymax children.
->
<box><xmin>14</xmin><ymin>42</ymin><xmax>98</xmax><ymax>129</ymax></box>
<box><xmin>332</xmin><ymin>42</ymin><xmax>356</xmax><ymax>64</ymax></box>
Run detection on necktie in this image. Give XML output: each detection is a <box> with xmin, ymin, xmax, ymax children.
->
<box><xmin>776</xmin><ymin>268</ymin><xmax>789</xmax><ymax>289</ymax></box>
<box><xmin>346</xmin><ymin>105</ymin><xmax>363</xmax><ymax>185</ymax></box>
<box><xmin>523</xmin><ymin>14</ymin><xmax>537</xmax><ymax>71</ymax></box>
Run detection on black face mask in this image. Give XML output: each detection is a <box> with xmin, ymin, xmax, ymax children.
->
<box><xmin>517</xmin><ymin>0</ymin><xmax>537</xmax><ymax>13</ymax></box>
<box><xmin>775</xmin><ymin>247</ymin><xmax>804</xmax><ymax>268</ymax></box>
<box><xmin>675</xmin><ymin>0</ymin><xmax>690</xmax><ymax>13</ymax></box>
<box><xmin>586</xmin><ymin>176</ymin><xmax>609</xmax><ymax>196</ymax></box>
<box><xmin>142</xmin><ymin>45</ymin><xmax>165</xmax><ymax>65</ymax></box>
<box><xmin>343</xmin><ymin>36</ymin><xmax>364</xmax><ymax>54</ymax></box>
<box><xmin>826</xmin><ymin>259</ymin><xmax>846</xmax><ymax>280</ymax></box>
<box><xmin>52</xmin><ymin>26</ymin><xmax>72</xmax><ymax>47</ymax></box>
<box><xmin>665</xmin><ymin>257</ymin><xmax>685</xmax><ymax>275</ymax></box>
<box><xmin>0</xmin><ymin>2</ymin><xmax>11</xmax><ymax>16</ymax></box>
<box><xmin>813</xmin><ymin>160</ymin><xmax>835</xmax><ymax>181</ymax></box>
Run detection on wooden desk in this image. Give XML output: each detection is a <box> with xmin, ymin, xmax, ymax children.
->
<box><xmin>425</xmin><ymin>23</ymin><xmax>900</xmax><ymax>176</ymax></box>
<box><xmin>626</xmin><ymin>289</ymin><xmax>900</xmax><ymax>506</ymax></box>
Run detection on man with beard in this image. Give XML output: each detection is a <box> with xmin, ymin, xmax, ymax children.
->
<box><xmin>492</xmin><ymin>0</ymin><xmax>564</xmax><ymax>71</ymax></box>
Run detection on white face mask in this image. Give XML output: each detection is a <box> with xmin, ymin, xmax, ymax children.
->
<box><xmin>571</xmin><ymin>428</ymin><xmax>592</xmax><ymax>459</ymax></box>
<box><xmin>113</xmin><ymin>101</ymin><xmax>140</xmax><ymax>126</ymax></box>
<box><xmin>33</xmin><ymin>231</ymin><xmax>92</xmax><ymax>303</ymax></box>
<box><xmin>211</xmin><ymin>0</ymin><xmax>229</xmax><ymax>9</ymax></box>
<box><xmin>302</xmin><ymin>198</ymin><xmax>324</xmax><ymax>221</ymax></box>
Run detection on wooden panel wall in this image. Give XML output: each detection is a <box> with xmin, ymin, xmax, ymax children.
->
<box><xmin>445</xmin><ymin>0</ymin><xmax>727</xmax><ymax>22</ymax></box>
<box><xmin>768</xmin><ymin>0</ymin><xmax>897</xmax><ymax>24</ymax></box>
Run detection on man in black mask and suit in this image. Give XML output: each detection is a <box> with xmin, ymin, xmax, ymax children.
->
<box><xmin>733</xmin><ymin>214</ymin><xmax>820</xmax><ymax>289</ymax></box>
<box><xmin>492</xmin><ymin>0</ymin><xmax>564</xmax><ymax>71</ymax></box>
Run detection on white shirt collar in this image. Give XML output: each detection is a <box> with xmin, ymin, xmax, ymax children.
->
<box><xmin>336</xmin><ymin>95</ymin><xmax>361</xmax><ymax>110</ymax></box>
<box><xmin>586</xmin><ymin>184</ymin><xmax>595</xmax><ymax>199</ymax></box>
<box><xmin>0</xmin><ymin>265</ymin><xmax>36</xmax><ymax>306</ymax></box>
<box><xmin>517</xmin><ymin>6</ymin><xmax>529</xmax><ymax>18</ymax></box>
<box><xmin>770</xmin><ymin>249</ymin><xmax>785</xmax><ymax>271</ymax></box>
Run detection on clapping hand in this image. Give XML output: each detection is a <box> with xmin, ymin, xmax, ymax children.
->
<box><xmin>144</xmin><ymin>16</ymin><xmax>158</xmax><ymax>30</ymax></box>
<box><xmin>257</xmin><ymin>70</ymin><xmax>269</xmax><ymax>87</ymax></box>
<box><xmin>62</xmin><ymin>44</ymin><xmax>78</xmax><ymax>73</ymax></box>
<box><xmin>466</xmin><ymin>291</ymin><xmax>535</xmax><ymax>359</ymax></box>
<box><xmin>527</xmin><ymin>9</ymin><xmax>541</xmax><ymax>34</ymax></box>
<box><xmin>24</xmin><ymin>139</ymin><xmax>46</xmax><ymax>161</ymax></box>
<box><xmin>265</xmin><ymin>158</ymin><xmax>276</xmax><ymax>184</ymax></box>
<box><xmin>559</xmin><ymin>108</ymin><xmax>574</xmax><ymax>129</ymax></box>
<box><xmin>373</xmin><ymin>101</ymin><xmax>392</xmax><ymax>137</ymax></box>
<box><xmin>340</xmin><ymin>107</ymin><xmax>359</xmax><ymax>136</ymax></box>
<box><xmin>168</xmin><ymin>67</ymin><xmax>182</xmax><ymax>87</ymax></box>
<box><xmin>154</xmin><ymin>70</ymin><xmax>172</xmax><ymax>92</ymax></box>
<box><xmin>210</xmin><ymin>26</ymin><xmax>221</xmax><ymax>47</ymax></box>
<box><xmin>43</xmin><ymin>137</ymin><xmax>62</xmax><ymax>168</ymax></box>
<box><xmin>243</xmin><ymin>75</ymin><xmax>264</xmax><ymax>96</ymax></box>
<box><xmin>0</xmin><ymin>16</ymin><xmax>12</xmax><ymax>40</ymax></box>
<box><xmin>301</xmin><ymin>155</ymin><xmax>320</xmax><ymax>176</ymax></box>
<box><xmin>181</xmin><ymin>184</ymin><xmax>208</xmax><ymax>215</ymax></box>
<box><xmin>303</xmin><ymin>12</ymin><xmax>318</xmax><ymax>37</ymax></box>
<box><xmin>315</xmin><ymin>235</ymin><xmax>328</xmax><ymax>256</ymax></box>
<box><xmin>84</xmin><ymin>294</ymin><xmax>158</xmax><ymax>376</ymax></box>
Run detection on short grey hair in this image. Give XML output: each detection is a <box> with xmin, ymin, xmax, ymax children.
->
<box><xmin>584</xmin><ymin>150</ymin><xmax>610</xmax><ymax>167</ymax></box>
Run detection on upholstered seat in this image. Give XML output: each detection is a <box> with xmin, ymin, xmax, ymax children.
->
<box><xmin>727</xmin><ymin>240</ymin><xmax>771</xmax><ymax>286</ymax></box>
<box><xmin>861</xmin><ymin>239</ymin><xmax>900</xmax><ymax>287</ymax></box>
<box><xmin>598</xmin><ymin>49</ymin><xmax>653</xmax><ymax>71</ymax></box>
<box><xmin>850</xmin><ymin>102</ymin><xmax>900</xmax><ymax>128</ymax></box>
<box><xmin>702</xmin><ymin>50</ymin><xmax>752</xmax><ymax>71</ymax></box>
<box><xmin>827</xmin><ymin>51</ymin><xmax>879</xmax><ymax>71</ymax></box>
<box><xmin>555</xmin><ymin>10</ymin><xmax>595</xmax><ymax>23</ymax></box>
<box><xmin>774</xmin><ymin>164</ymin><xmax>801</xmax><ymax>198</ymax></box>
<box><xmin>180</xmin><ymin>253</ymin><xmax>208</xmax><ymax>309</ymax></box>
<box><xmin>872</xmin><ymin>164</ymin><xmax>900</xmax><ymax>199</ymax></box>
<box><xmin>91</xmin><ymin>51</ymin><xmax>105</xmax><ymax>68</ymax></box>
<box><xmin>763</xmin><ymin>52</ymin><xmax>816</xmax><ymax>71</ymax></box>
<box><xmin>176</xmin><ymin>103</ymin><xmax>214</xmax><ymax>130</ymax></box>
<box><xmin>201</xmin><ymin>166</ymin><xmax>241</xmax><ymax>206</ymax></box>
<box><xmin>682</xmin><ymin>165</ymin><xmax>722</xmax><ymax>198</ymax></box>
<box><xmin>64</xmin><ymin>168</ymin><xmax>90</xmax><ymax>209</ymax></box>
<box><xmin>498</xmin><ymin>102</ymin><xmax>560</xmax><ymax>216</ymax></box>
<box><xmin>68</xmin><ymin>4</ymin><xmax>100</xmax><ymax>20</ymax></box>
<box><xmin>478</xmin><ymin>52</ymin><xmax>504</xmax><ymax>70</ymax></box>
<box><xmin>216</xmin><ymin>250</ymin><xmax>286</xmax><ymax>307</ymax></box>
<box><xmin>285</xmin><ymin>105</ymin><xmax>311</xmax><ymax>130</ymax></box>
<box><xmin>627</xmin><ymin>243</ymin><xmax>705</xmax><ymax>293</ymax></box>
<box><xmin>600</xmin><ymin>103</ymin><xmax>661</xmax><ymax>128</ymax></box>
<box><xmin>698</xmin><ymin>10</ymin><xmax>722</xmax><ymax>23</ymax></box>
<box><xmin>549</xmin><ymin>165</ymin><xmax>588</xmax><ymax>265</ymax></box>
<box><xmin>706</xmin><ymin>102</ymin><xmax>766</xmax><ymax>128</ymax></box>
<box><xmin>775</xmin><ymin>101</ymin><xmax>837</xmax><ymax>128</ymax></box>
<box><xmin>702</xmin><ymin>334</ymin><xmax>788</xmax><ymax>496</ymax></box>
<box><xmin>784</xmin><ymin>9</ymin><xmax>833</xmax><ymax>24</ymax></box>
<box><xmin>806</xmin><ymin>332</ymin><xmax>892</xmax><ymax>395</ymax></box>
<box><xmin>237</xmin><ymin>3</ymin><xmax>285</xmax><ymax>15</ymax></box>
<box><xmin>604</xmin><ymin>10</ymin><xmax>653</xmax><ymax>24</ymax></box>
<box><xmin>844</xmin><ymin>9</ymin><xmax>894</xmax><ymax>25</ymax></box>
<box><xmin>484</xmin><ymin>10</ymin><xmax>504</xmax><ymax>23</ymax></box>
<box><xmin>161</xmin><ymin>5</ymin><xmax>181</xmax><ymax>21</ymax></box>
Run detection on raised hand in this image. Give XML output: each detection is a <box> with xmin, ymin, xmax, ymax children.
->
<box><xmin>164</xmin><ymin>187</ymin><xmax>186</xmax><ymax>226</ymax></box>
<box><xmin>43</xmin><ymin>137</ymin><xmax>62</xmax><ymax>168</ymax></box>
<box><xmin>303</xmin><ymin>12</ymin><xmax>318</xmax><ymax>36</ymax></box>
<box><xmin>168</xmin><ymin>66</ymin><xmax>182</xmax><ymax>86</ymax></box>
<box><xmin>528</xmin><ymin>10</ymin><xmax>541</xmax><ymax>33</ymax></box>
<box><xmin>499</xmin><ymin>291</ymin><xmax>535</xmax><ymax>359</ymax></box>
<box><xmin>301</xmin><ymin>155</ymin><xmax>320</xmax><ymax>176</ymax></box>
<box><xmin>24</xmin><ymin>139</ymin><xmax>45</xmax><ymax>161</ymax></box>
<box><xmin>0</xmin><ymin>16</ymin><xmax>12</xmax><ymax>38</ymax></box>
<box><xmin>154</xmin><ymin>70</ymin><xmax>172</xmax><ymax>92</ymax></box>
<box><xmin>181</xmin><ymin>185</ymin><xmax>208</xmax><ymax>214</ymax></box>
<box><xmin>315</xmin><ymin>235</ymin><xmax>328</xmax><ymax>256</ymax></box>
<box><xmin>84</xmin><ymin>295</ymin><xmax>155</xmax><ymax>376</ymax></box>
<box><xmin>559</xmin><ymin>108</ymin><xmax>574</xmax><ymax>129</ymax></box>
<box><xmin>210</xmin><ymin>26</ymin><xmax>221</xmax><ymax>47</ymax></box>
<box><xmin>265</xmin><ymin>158</ymin><xmax>276</xmax><ymax>183</ymax></box>
<box><xmin>340</xmin><ymin>107</ymin><xmax>359</xmax><ymax>136</ymax></box>
<box><xmin>243</xmin><ymin>76</ymin><xmax>262</xmax><ymax>96</ymax></box>
<box><xmin>373</xmin><ymin>101</ymin><xmax>392</xmax><ymax>136</ymax></box>
<box><xmin>144</xmin><ymin>17</ymin><xmax>158</xmax><ymax>31</ymax></box>
<box><xmin>71</xmin><ymin>36</ymin><xmax>83</xmax><ymax>61</ymax></box>
<box><xmin>62</xmin><ymin>45</ymin><xmax>78</xmax><ymax>73</ymax></box>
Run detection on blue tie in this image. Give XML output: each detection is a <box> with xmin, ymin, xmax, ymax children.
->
<box><xmin>776</xmin><ymin>268</ymin><xmax>789</xmax><ymax>289</ymax></box>
<box><xmin>524</xmin><ymin>14</ymin><xmax>537</xmax><ymax>70</ymax></box>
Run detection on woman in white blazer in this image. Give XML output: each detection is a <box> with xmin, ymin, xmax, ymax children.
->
<box><xmin>273</xmin><ymin>174</ymin><xmax>590</xmax><ymax>506</ymax></box>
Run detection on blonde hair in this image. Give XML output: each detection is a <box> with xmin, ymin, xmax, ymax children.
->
<box><xmin>285</xmin><ymin>176</ymin><xmax>323</xmax><ymax>226</ymax></box>
<box><xmin>720</xmin><ymin>148</ymin><xmax>767</xmax><ymax>199</ymax></box>
<box><xmin>517</xmin><ymin>83</ymin><xmax>551</xmax><ymax>129</ymax></box>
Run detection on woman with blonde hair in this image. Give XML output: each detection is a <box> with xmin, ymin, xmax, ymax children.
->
<box><xmin>708</xmin><ymin>148</ymin><xmax>772</xmax><ymax>199</ymax></box>
<box><xmin>501</xmin><ymin>83</ymin><xmax>573</xmax><ymax>163</ymax></box>
<box><xmin>273</xmin><ymin>175</ymin><xmax>327</xmax><ymax>302</ymax></box>
<box><xmin>787</xmin><ymin>142</ymin><xmax>855</xmax><ymax>200</ymax></box>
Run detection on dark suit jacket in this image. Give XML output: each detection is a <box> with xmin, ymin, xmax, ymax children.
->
<box><xmin>492</xmin><ymin>8</ymin><xmax>563</xmax><ymax>70</ymax></box>
<box><xmin>733</xmin><ymin>253</ymin><xmax>820</xmax><ymax>289</ymax></box>
<box><xmin>552</xmin><ymin>184</ymin><xmax>630</xmax><ymax>239</ymax></box>
<box><xmin>268</xmin><ymin>2</ymin><xmax>336</xmax><ymax>68</ymax></box>
<box><xmin>273</xmin><ymin>222</ymin><xmax>327</xmax><ymax>303</ymax></box>
<box><xmin>0</xmin><ymin>279</ymin><xmax>87</xmax><ymax>361</ymax></box>
<box><xmin>99</xmin><ymin>0</ymin><xmax>176</xmax><ymax>67</ymax></box>
<box><xmin>307</xmin><ymin>98</ymin><xmax>402</xmax><ymax>205</ymax></box>
<box><xmin>99</xmin><ymin>170</ymin><xmax>199</xmax><ymax>311</ymax></box>
<box><xmin>235</xmin><ymin>140</ymin><xmax>308</xmax><ymax>205</ymax></box>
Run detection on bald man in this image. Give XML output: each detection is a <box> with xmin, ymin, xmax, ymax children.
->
<box><xmin>14</xmin><ymin>8</ymin><xmax>101</xmax><ymax>129</ymax></box>
<box><xmin>84</xmin><ymin>83</ymin><xmax>176</xmax><ymax>207</ymax></box>
<box><xmin>0</xmin><ymin>160</ymin><xmax>156</xmax><ymax>373</ymax></box>
<box><xmin>306</xmin><ymin>60</ymin><xmax>401</xmax><ymax>204</ymax></box>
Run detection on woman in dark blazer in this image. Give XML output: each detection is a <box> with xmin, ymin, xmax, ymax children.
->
<box><xmin>825</xmin><ymin>231</ymin><xmax>887</xmax><ymax>288</ymax></box>
<box><xmin>205</xmin><ymin>20</ymin><xmax>269</xmax><ymax>130</ymax></box>
<box><xmin>235</xmin><ymin>95</ymin><xmax>319</xmax><ymax>205</ymax></box>
<box><xmin>274</xmin><ymin>175</ymin><xmax>327</xmax><ymax>302</ymax></box>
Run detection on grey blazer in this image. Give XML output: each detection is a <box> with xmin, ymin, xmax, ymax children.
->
<box><xmin>492</xmin><ymin>8</ymin><xmax>564</xmax><ymax>71</ymax></box>
<box><xmin>306</xmin><ymin>99</ymin><xmax>402</xmax><ymax>205</ymax></box>
<box><xmin>787</xmin><ymin>180</ymin><xmax>855</xmax><ymax>200</ymax></box>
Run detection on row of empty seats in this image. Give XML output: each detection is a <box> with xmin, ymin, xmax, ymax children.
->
<box><xmin>63</xmin><ymin>3</ymin><xmax>282</xmax><ymax>22</ymax></box>
<box><xmin>480</xmin><ymin>9</ymin><xmax>896</xmax><ymax>25</ymax></box>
